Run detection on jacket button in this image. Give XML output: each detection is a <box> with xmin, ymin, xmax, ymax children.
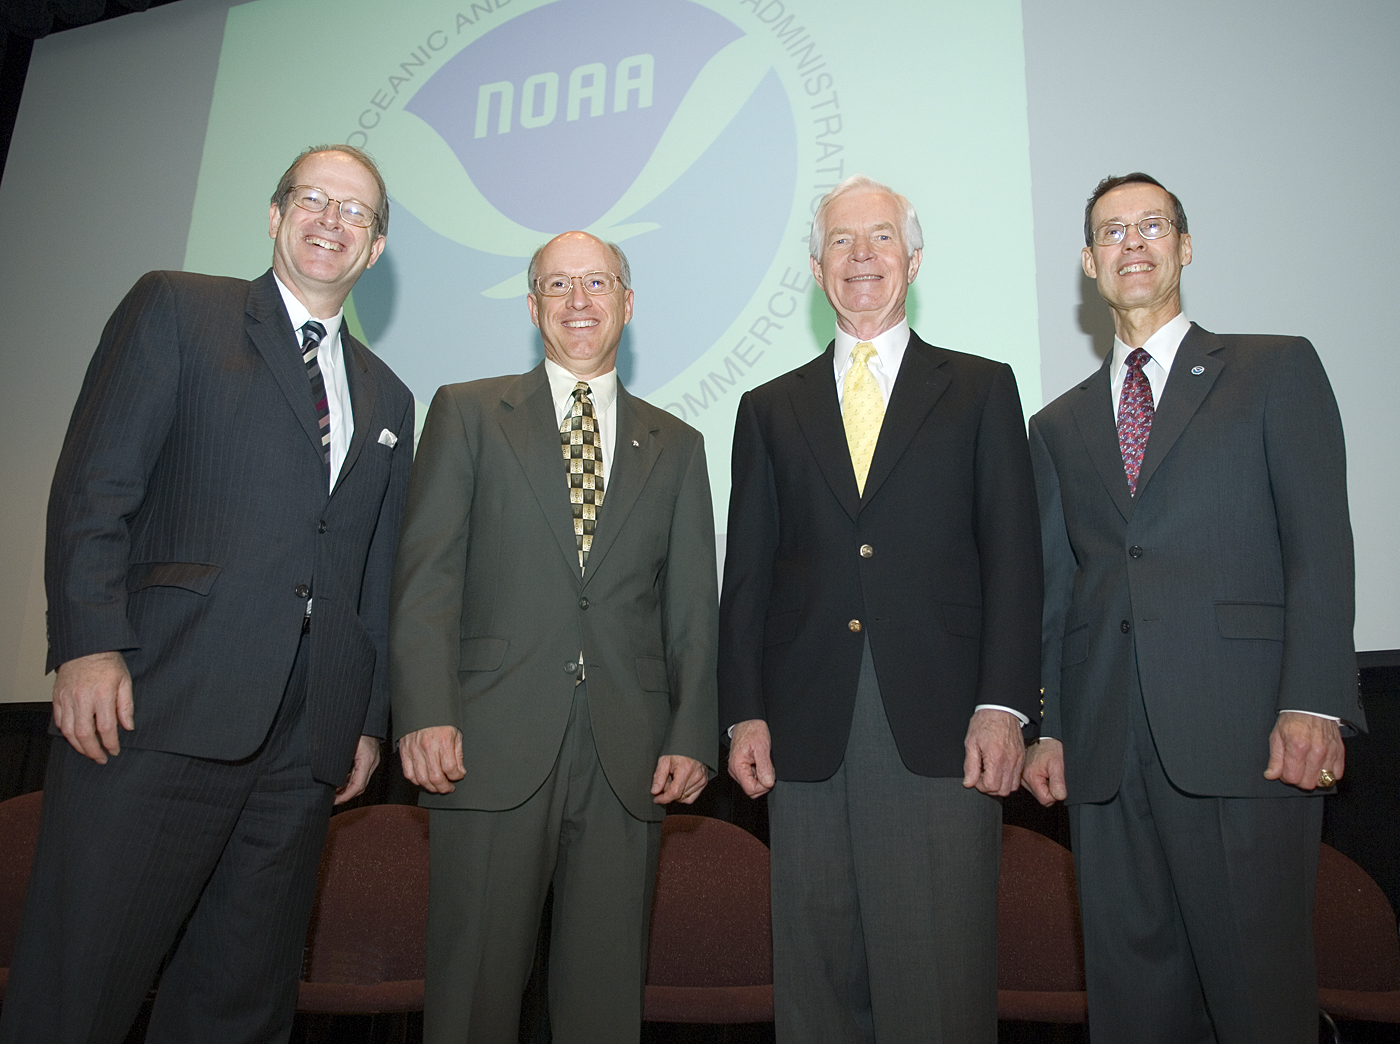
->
<box><xmin>295</xmin><ymin>584</ymin><xmax>310</xmax><ymax>599</ymax></box>
<box><xmin>848</xmin><ymin>619</ymin><xmax>862</xmax><ymax>633</ymax></box>
<box><xmin>859</xmin><ymin>544</ymin><xmax>874</xmax><ymax>558</ymax></box>
<box><xmin>565</xmin><ymin>661</ymin><xmax>578</xmax><ymax>674</ymax></box>
<box><xmin>578</xmin><ymin>597</ymin><xmax>589</xmax><ymax>610</ymax></box>
<box><xmin>1129</xmin><ymin>545</ymin><xmax>1143</xmax><ymax>558</ymax></box>
<box><xmin>1120</xmin><ymin>620</ymin><xmax>1131</xmax><ymax>633</ymax></box>
<box><xmin>318</xmin><ymin>520</ymin><xmax>328</xmax><ymax>534</ymax></box>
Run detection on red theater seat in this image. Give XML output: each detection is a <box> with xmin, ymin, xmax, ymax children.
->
<box><xmin>298</xmin><ymin>803</ymin><xmax>430</xmax><ymax>1014</ymax></box>
<box><xmin>0</xmin><ymin>790</ymin><xmax>43</xmax><ymax>1002</ymax></box>
<box><xmin>997</xmin><ymin>823</ymin><xmax>1088</xmax><ymax>1023</ymax></box>
<box><xmin>645</xmin><ymin>813</ymin><xmax>773</xmax><ymax>1024</ymax></box>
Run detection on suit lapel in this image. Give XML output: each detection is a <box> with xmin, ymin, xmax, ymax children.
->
<box><xmin>331</xmin><ymin>332</ymin><xmax>379</xmax><ymax>494</ymax></box>
<box><xmin>244</xmin><ymin>271</ymin><xmax>324</xmax><ymax>461</ymax></box>
<box><xmin>1067</xmin><ymin>359</ymin><xmax>1135</xmax><ymax>523</ymax></box>
<box><xmin>582</xmin><ymin>385</ymin><xmax>660</xmax><ymax>586</ymax></box>
<box><xmin>789</xmin><ymin>347</ymin><xmax>861</xmax><ymax>522</ymax></box>
<box><xmin>1134</xmin><ymin>324</ymin><xmax>1222</xmax><ymax>496</ymax></box>
<box><xmin>860</xmin><ymin>332</ymin><xmax>951</xmax><ymax>506</ymax></box>
<box><xmin>500</xmin><ymin>364</ymin><xmax>582</xmax><ymax>579</ymax></box>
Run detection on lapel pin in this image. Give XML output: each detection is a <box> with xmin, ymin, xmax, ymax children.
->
<box><xmin>632</xmin><ymin>439</ymin><xmax>640</xmax><ymax>447</ymax></box>
<box><xmin>1191</xmin><ymin>365</ymin><xmax>1205</xmax><ymax>375</ymax></box>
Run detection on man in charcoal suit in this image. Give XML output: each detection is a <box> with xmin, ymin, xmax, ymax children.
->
<box><xmin>1024</xmin><ymin>172</ymin><xmax>1361</xmax><ymax>1043</ymax></box>
<box><xmin>720</xmin><ymin>174</ymin><xmax>1042</xmax><ymax>1042</ymax></box>
<box><xmin>390</xmin><ymin>231</ymin><xmax>718</xmax><ymax>1043</ymax></box>
<box><xmin>1</xmin><ymin>145</ymin><xmax>414</xmax><ymax>1044</ymax></box>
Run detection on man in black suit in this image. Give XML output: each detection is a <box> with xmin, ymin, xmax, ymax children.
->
<box><xmin>720</xmin><ymin>175</ymin><xmax>1042</xmax><ymax>1042</ymax></box>
<box><xmin>1024</xmin><ymin>172</ymin><xmax>1360</xmax><ymax>1043</ymax></box>
<box><xmin>1</xmin><ymin>145</ymin><xmax>414</xmax><ymax>1044</ymax></box>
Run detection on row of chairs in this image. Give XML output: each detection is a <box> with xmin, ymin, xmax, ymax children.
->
<box><xmin>1</xmin><ymin>791</ymin><xmax>1398</xmax><ymax>1025</ymax></box>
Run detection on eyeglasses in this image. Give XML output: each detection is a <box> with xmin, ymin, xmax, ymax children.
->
<box><xmin>288</xmin><ymin>186</ymin><xmax>378</xmax><ymax>229</ymax></box>
<box><xmin>535</xmin><ymin>272</ymin><xmax>622</xmax><ymax>297</ymax></box>
<box><xmin>1093</xmin><ymin>216</ymin><xmax>1176</xmax><ymax>247</ymax></box>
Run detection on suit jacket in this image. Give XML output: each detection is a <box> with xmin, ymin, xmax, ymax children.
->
<box><xmin>389</xmin><ymin>363</ymin><xmax>718</xmax><ymax>823</ymax></box>
<box><xmin>1030</xmin><ymin>324</ymin><xmax>1362</xmax><ymax>803</ymax></box>
<box><xmin>45</xmin><ymin>269</ymin><xmax>415</xmax><ymax>784</ymax></box>
<box><xmin>718</xmin><ymin>331</ymin><xmax>1042</xmax><ymax>781</ymax></box>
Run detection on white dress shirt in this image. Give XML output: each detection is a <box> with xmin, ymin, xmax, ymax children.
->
<box><xmin>831</xmin><ymin>321</ymin><xmax>1028</xmax><ymax>727</ymax></box>
<box><xmin>544</xmin><ymin>357</ymin><xmax>618</xmax><ymax>476</ymax></box>
<box><xmin>833</xmin><ymin>319</ymin><xmax>911</xmax><ymax>408</ymax></box>
<box><xmin>275</xmin><ymin>275</ymin><xmax>353</xmax><ymax>493</ymax></box>
<box><xmin>1109</xmin><ymin>312</ymin><xmax>1191</xmax><ymax>417</ymax></box>
<box><xmin>1103</xmin><ymin>312</ymin><xmax>1334</xmax><ymax>725</ymax></box>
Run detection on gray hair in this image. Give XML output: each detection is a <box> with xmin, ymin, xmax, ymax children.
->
<box><xmin>271</xmin><ymin>144</ymin><xmax>389</xmax><ymax>238</ymax></box>
<box><xmin>527</xmin><ymin>236</ymin><xmax>632</xmax><ymax>293</ymax></box>
<box><xmin>809</xmin><ymin>174</ymin><xmax>923</xmax><ymax>261</ymax></box>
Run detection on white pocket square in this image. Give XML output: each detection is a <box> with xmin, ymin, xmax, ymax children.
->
<box><xmin>378</xmin><ymin>428</ymin><xmax>398</xmax><ymax>448</ymax></box>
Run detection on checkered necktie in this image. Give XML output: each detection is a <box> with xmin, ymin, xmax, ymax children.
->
<box><xmin>842</xmin><ymin>341</ymin><xmax>884</xmax><ymax>496</ymax></box>
<box><xmin>1117</xmin><ymin>347</ymin><xmax>1154</xmax><ymax>496</ymax></box>
<box><xmin>561</xmin><ymin>382</ymin><xmax>605</xmax><ymax>568</ymax></box>
<box><xmin>301</xmin><ymin>320</ymin><xmax>331</xmax><ymax>467</ymax></box>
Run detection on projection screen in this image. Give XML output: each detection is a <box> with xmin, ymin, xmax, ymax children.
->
<box><xmin>0</xmin><ymin>0</ymin><xmax>1394</xmax><ymax>703</ymax></box>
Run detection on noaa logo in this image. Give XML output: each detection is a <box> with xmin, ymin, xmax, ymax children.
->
<box><xmin>344</xmin><ymin>0</ymin><xmax>818</xmax><ymax>407</ymax></box>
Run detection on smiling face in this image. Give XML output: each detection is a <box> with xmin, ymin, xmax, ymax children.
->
<box><xmin>268</xmin><ymin>150</ymin><xmax>386</xmax><ymax>318</ymax></box>
<box><xmin>811</xmin><ymin>189</ymin><xmax>922</xmax><ymax>340</ymax></box>
<box><xmin>527</xmin><ymin>232</ymin><xmax>633</xmax><ymax>380</ymax></box>
<box><xmin>1083</xmin><ymin>182</ymin><xmax>1192</xmax><ymax>343</ymax></box>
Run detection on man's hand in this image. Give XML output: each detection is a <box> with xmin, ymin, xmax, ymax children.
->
<box><xmin>53</xmin><ymin>651</ymin><xmax>134</xmax><ymax>764</ymax></box>
<box><xmin>962</xmin><ymin>708</ymin><xmax>1025</xmax><ymax>796</ymax></box>
<box><xmin>1023</xmin><ymin>737</ymin><xmax>1068</xmax><ymax>806</ymax></box>
<box><xmin>727</xmin><ymin>718</ymin><xmax>776</xmax><ymax>798</ymax></box>
<box><xmin>398</xmin><ymin>725</ymin><xmax>465</xmax><ymax>794</ymax></box>
<box><xmin>1264</xmin><ymin>712</ymin><xmax>1345</xmax><ymax>790</ymax></box>
<box><xmin>652</xmin><ymin>755</ymin><xmax>708</xmax><ymax>805</ymax></box>
<box><xmin>334</xmin><ymin>735</ymin><xmax>382</xmax><ymax>805</ymax></box>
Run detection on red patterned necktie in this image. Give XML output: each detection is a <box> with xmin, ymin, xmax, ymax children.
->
<box><xmin>301</xmin><ymin>320</ymin><xmax>331</xmax><ymax>467</ymax></box>
<box><xmin>1117</xmin><ymin>347</ymin><xmax>1154</xmax><ymax>496</ymax></box>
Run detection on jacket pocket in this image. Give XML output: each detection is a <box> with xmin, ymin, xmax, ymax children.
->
<box><xmin>636</xmin><ymin>656</ymin><xmax>670</xmax><ymax>693</ymax></box>
<box><xmin>941</xmin><ymin>603</ymin><xmax>982</xmax><ymax>639</ymax></box>
<box><xmin>1061</xmin><ymin>623</ymin><xmax>1090</xmax><ymax>667</ymax></box>
<box><xmin>126</xmin><ymin>561</ymin><xmax>220</xmax><ymax>595</ymax></box>
<box><xmin>1215</xmin><ymin>602</ymin><xmax>1285</xmax><ymax>641</ymax></box>
<box><xmin>458</xmin><ymin>636</ymin><xmax>508</xmax><ymax>671</ymax></box>
<box><xmin>763</xmin><ymin>610</ymin><xmax>799</xmax><ymax>648</ymax></box>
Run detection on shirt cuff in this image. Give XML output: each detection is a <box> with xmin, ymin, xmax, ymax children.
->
<box><xmin>1278</xmin><ymin>709</ymin><xmax>1342</xmax><ymax>722</ymax></box>
<box><xmin>975</xmin><ymin>704</ymin><xmax>1030</xmax><ymax>726</ymax></box>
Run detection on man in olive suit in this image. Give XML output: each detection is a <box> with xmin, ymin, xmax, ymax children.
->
<box><xmin>390</xmin><ymin>231</ymin><xmax>718</xmax><ymax>1043</ymax></box>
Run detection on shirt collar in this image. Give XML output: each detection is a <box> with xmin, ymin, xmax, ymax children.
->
<box><xmin>273</xmin><ymin>273</ymin><xmax>344</xmax><ymax>347</ymax></box>
<box><xmin>834</xmin><ymin>319</ymin><xmax>911</xmax><ymax>379</ymax></box>
<box><xmin>544</xmin><ymin>357</ymin><xmax>618</xmax><ymax>416</ymax></box>
<box><xmin>1111</xmin><ymin>312</ymin><xmax>1191</xmax><ymax>377</ymax></box>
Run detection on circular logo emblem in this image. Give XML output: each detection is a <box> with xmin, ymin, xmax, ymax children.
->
<box><xmin>349</xmin><ymin>0</ymin><xmax>804</xmax><ymax>404</ymax></box>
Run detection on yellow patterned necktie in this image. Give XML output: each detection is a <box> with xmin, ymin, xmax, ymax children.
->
<box><xmin>842</xmin><ymin>341</ymin><xmax>884</xmax><ymax>496</ymax></box>
<box><xmin>561</xmin><ymin>382</ymin><xmax>605</xmax><ymax>568</ymax></box>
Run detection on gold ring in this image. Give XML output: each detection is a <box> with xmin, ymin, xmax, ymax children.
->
<box><xmin>1318</xmin><ymin>769</ymin><xmax>1336</xmax><ymax>788</ymax></box>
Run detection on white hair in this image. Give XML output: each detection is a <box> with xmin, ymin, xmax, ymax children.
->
<box><xmin>809</xmin><ymin>174</ymin><xmax>923</xmax><ymax>260</ymax></box>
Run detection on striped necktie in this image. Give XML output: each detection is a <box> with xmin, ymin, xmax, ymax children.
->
<box><xmin>301</xmin><ymin>320</ymin><xmax>331</xmax><ymax>468</ymax></box>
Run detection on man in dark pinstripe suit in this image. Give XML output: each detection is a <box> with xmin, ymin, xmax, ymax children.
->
<box><xmin>0</xmin><ymin>145</ymin><xmax>415</xmax><ymax>1044</ymax></box>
